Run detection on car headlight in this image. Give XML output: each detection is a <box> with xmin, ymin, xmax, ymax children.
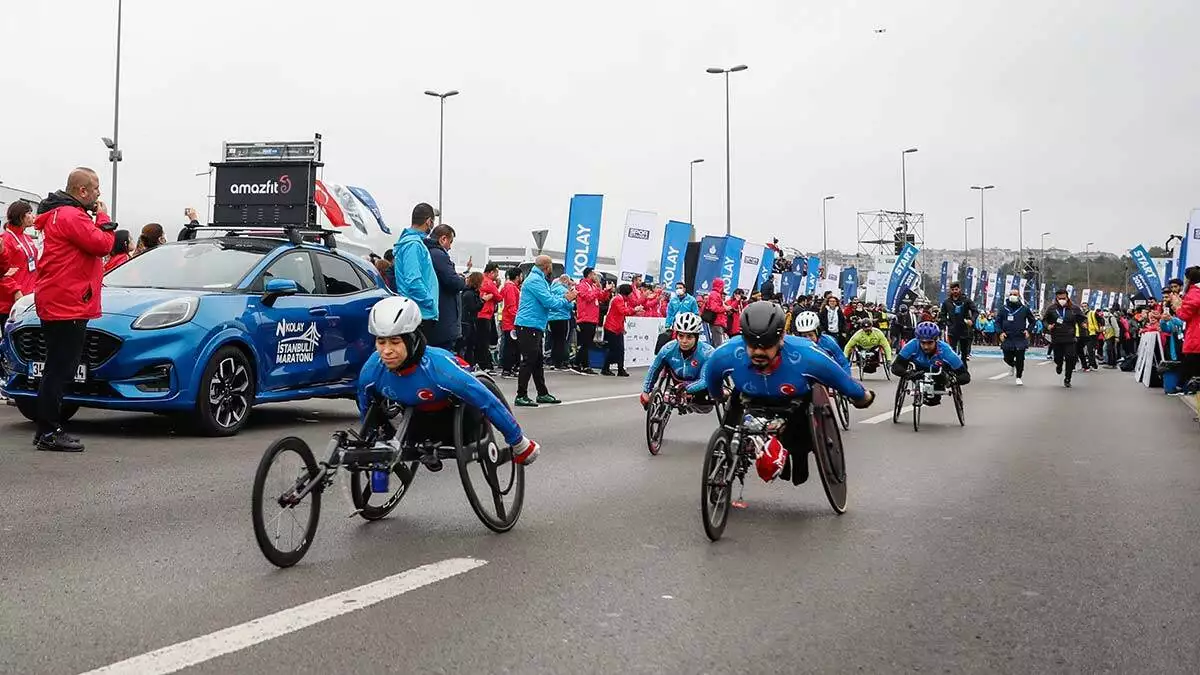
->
<box><xmin>132</xmin><ymin>297</ymin><xmax>199</xmax><ymax>330</ymax></box>
<box><xmin>10</xmin><ymin>293</ymin><xmax>34</xmax><ymax>318</ymax></box>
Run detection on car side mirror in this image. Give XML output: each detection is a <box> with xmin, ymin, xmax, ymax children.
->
<box><xmin>262</xmin><ymin>278</ymin><xmax>299</xmax><ymax>307</ymax></box>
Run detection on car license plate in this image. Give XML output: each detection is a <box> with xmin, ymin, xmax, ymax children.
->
<box><xmin>29</xmin><ymin>362</ymin><xmax>87</xmax><ymax>383</ymax></box>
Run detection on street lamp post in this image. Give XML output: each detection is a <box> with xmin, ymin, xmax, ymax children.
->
<box><xmin>971</xmin><ymin>185</ymin><xmax>995</xmax><ymax>278</ymax></box>
<box><xmin>901</xmin><ymin>148</ymin><xmax>918</xmax><ymax>231</ymax></box>
<box><xmin>1018</xmin><ymin>208</ymin><xmax>1030</xmax><ymax>275</ymax></box>
<box><xmin>424</xmin><ymin>89</ymin><xmax>460</xmax><ymax>222</ymax></box>
<box><xmin>822</xmin><ymin>195</ymin><xmax>835</xmax><ymax>257</ymax></box>
<box><xmin>105</xmin><ymin>0</ymin><xmax>125</xmax><ymax>219</ymax></box>
<box><xmin>689</xmin><ymin>158</ymin><xmax>704</xmax><ymax>236</ymax></box>
<box><xmin>1085</xmin><ymin>241</ymin><xmax>1095</xmax><ymax>288</ymax></box>
<box><xmin>1040</xmin><ymin>231</ymin><xmax>1051</xmax><ymax>310</ymax></box>
<box><xmin>706</xmin><ymin>65</ymin><xmax>748</xmax><ymax>236</ymax></box>
<box><xmin>964</xmin><ymin>216</ymin><xmax>974</xmax><ymax>256</ymax></box>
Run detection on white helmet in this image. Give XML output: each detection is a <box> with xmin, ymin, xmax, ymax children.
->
<box><xmin>794</xmin><ymin>311</ymin><xmax>820</xmax><ymax>334</ymax></box>
<box><xmin>672</xmin><ymin>312</ymin><xmax>703</xmax><ymax>334</ymax></box>
<box><xmin>368</xmin><ymin>296</ymin><xmax>423</xmax><ymax>337</ymax></box>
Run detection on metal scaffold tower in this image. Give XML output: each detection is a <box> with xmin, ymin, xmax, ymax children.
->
<box><xmin>856</xmin><ymin>209</ymin><xmax>925</xmax><ymax>258</ymax></box>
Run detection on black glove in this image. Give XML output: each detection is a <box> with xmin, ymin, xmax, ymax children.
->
<box><xmin>955</xmin><ymin>368</ymin><xmax>971</xmax><ymax>385</ymax></box>
<box><xmin>99</xmin><ymin>220</ymin><xmax>118</xmax><ymax>232</ymax></box>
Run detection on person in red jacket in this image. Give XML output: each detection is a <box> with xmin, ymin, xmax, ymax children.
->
<box><xmin>1171</xmin><ymin>266</ymin><xmax>1200</xmax><ymax>388</ymax></box>
<box><xmin>572</xmin><ymin>267</ymin><xmax>611</xmax><ymax>374</ymax></box>
<box><xmin>703</xmin><ymin>278</ymin><xmax>729</xmax><ymax>346</ymax></box>
<box><xmin>498</xmin><ymin>267</ymin><xmax>522</xmax><ymax>377</ymax></box>
<box><xmin>103</xmin><ymin>230</ymin><xmax>133</xmax><ymax>272</ymax></box>
<box><xmin>727</xmin><ymin>288</ymin><xmax>747</xmax><ymax>335</ymax></box>
<box><xmin>601</xmin><ymin>283</ymin><xmax>639</xmax><ymax>376</ymax></box>
<box><xmin>471</xmin><ymin>261</ymin><xmax>501</xmax><ymax>374</ymax></box>
<box><xmin>32</xmin><ymin>168</ymin><xmax>117</xmax><ymax>452</ymax></box>
<box><xmin>1</xmin><ymin>201</ymin><xmax>39</xmax><ymax>328</ymax></box>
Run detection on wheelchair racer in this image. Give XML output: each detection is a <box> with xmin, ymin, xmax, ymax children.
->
<box><xmin>640</xmin><ymin>312</ymin><xmax>713</xmax><ymax>408</ymax></box>
<box><xmin>843</xmin><ymin>317</ymin><xmax>894</xmax><ymax>373</ymax></box>
<box><xmin>357</xmin><ymin>296</ymin><xmax>540</xmax><ymax>466</ymax></box>
<box><xmin>793</xmin><ymin>311</ymin><xmax>852</xmax><ymax>376</ymax></box>
<box><xmin>688</xmin><ymin>302</ymin><xmax>876</xmax><ymax>484</ymax></box>
<box><xmin>889</xmin><ymin>321</ymin><xmax>972</xmax><ymax>406</ymax></box>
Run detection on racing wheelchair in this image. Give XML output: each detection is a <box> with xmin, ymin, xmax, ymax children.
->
<box><xmin>700</xmin><ymin>384</ymin><xmax>846</xmax><ymax>542</ymax></box>
<box><xmin>251</xmin><ymin>374</ymin><xmax>524</xmax><ymax>568</ymax></box>
<box><xmin>644</xmin><ymin>372</ymin><xmax>730</xmax><ymax>455</ymax></box>
<box><xmin>850</xmin><ymin>346</ymin><xmax>892</xmax><ymax>382</ymax></box>
<box><xmin>892</xmin><ymin>365</ymin><xmax>965</xmax><ymax>432</ymax></box>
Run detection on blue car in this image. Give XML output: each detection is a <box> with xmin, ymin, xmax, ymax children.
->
<box><xmin>2</xmin><ymin>233</ymin><xmax>392</xmax><ymax>435</ymax></box>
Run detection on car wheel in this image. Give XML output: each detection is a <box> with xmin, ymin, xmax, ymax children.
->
<box><xmin>12</xmin><ymin>399</ymin><xmax>76</xmax><ymax>423</ymax></box>
<box><xmin>195</xmin><ymin>346</ymin><xmax>255</xmax><ymax>436</ymax></box>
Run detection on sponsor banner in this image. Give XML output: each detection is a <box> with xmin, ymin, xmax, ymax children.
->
<box><xmin>779</xmin><ymin>272</ymin><xmax>801</xmax><ymax>303</ymax></box>
<box><xmin>1128</xmin><ymin>245</ymin><xmax>1163</xmax><ymax>300</ymax></box>
<box><xmin>737</xmin><ymin>243</ymin><xmax>765</xmax><ymax>292</ymax></box>
<box><xmin>1131</xmin><ymin>274</ymin><xmax>1149</xmax><ymax>297</ymax></box>
<box><xmin>1025</xmin><ymin>279</ymin><xmax>1038</xmax><ymax>310</ymax></box>
<box><xmin>841</xmin><ymin>267</ymin><xmax>859</xmax><ymax>302</ymax></box>
<box><xmin>965</xmin><ymin>267</ymin><xmax>976</xmax><ymax>303</ymax></box>
<box><xmin>624</xmin><ymin>316</ymin><xmax>665</xmax><ymax>368</ymax></box>
<box><xmin>820</xmin><ymin>263</ymin><xmax>842</xmax><ymax>295</ymax></box>
<box><xmin>1006</xmin><ymin>274</ymin><xmax>1018</xmax><ymax>291</ymax></box>
<box><xmin>1081</xmin><ymin>288</ymin><xmax>1091</xmax><ymax>308</ymax></box>
<box><xmin>894</xmin><ymin>268</ymin><xmax>919</xmax><ymax>311</ymax></box>
<box><xmin>979</xmin><ymin>271</ymin><xmax>990</xmax><ymax>306</ymax></box>
<box><xmin>791</xmin><ymin>257</ymin><xmax>807</xmax><ymax>275</ymax></box>
<box><xmin>874</xmin><ymin>254</ymin><xmax>898</xmax><ymax>273</ymax></box>
<box><xmin>1018</xmin><ymin>278</ymin><xmax>1029</xmax><ymax>302</ymax></box>
<box><xmin>949</xmin><ymin>261</ymin><xmax>960</xmax><ymax>284</ymax></box>
<box><xmin>989</xmin><ymin>270</ymin><xmax>1002</xmax><ymax>312</ymax></box>
<box><xmin>215</xmin><ymin>164</ymin><xmax>311</xmax><ymax>208</ymax></box>
<box><xmin>938</xmin><ymin>261</ymin><xmax>949</xmax><ymax>305</ymax></box>
<box><xmin>865</xmin><ymin>271</ymin><xmax>885</xmax><ymax>304</ymax></box>
<box><xmin>658</xmin><ymin>220</ymin><xmax>691</xmax><ymax>289</ymax></box>
<box><xmin>757</xmin><ymin>248</ymin><xmax>777</xmax><ymax>291</ymax></box>
<box><xmin>346</xmin><ymin>186</ymin><xmax>390</xmax><ymax>235</ymax></box>
<box><xmin>564</xmin><ymin>194</ymin><xmax>604</xmax><ymax>278</ymax></box>
<box><xmin>695</xmin><ymin>236</ymin><xmax>726</xmax><ymax>294</ymax></box>
<box><xmin>805</xmin><ymin>255</ymin><xmax>821</xmax><ymax>295</ymax></box>
<box><xmin>885</xmin><ymin>243</ymin><xmax>920</xmax><ymax>310</ymax></box>
<box><xmin>1151</xmin><ymin>258</ymin><xmax>1170</xmax><ymax>285</ymax></box>
<box><xmin>720</xmin><ymin>235</ymin><xmax>746</xmax><ymax>292</ymax></box>
<box><xmin>617</xmin><ymin>209</ymin><xmax>658</xmax><ymax>283</ymax></box>
<box><xmin>1065</xmin><ymin>284</ymin><xmax>1074</xmax><ymax>301</ymax></box>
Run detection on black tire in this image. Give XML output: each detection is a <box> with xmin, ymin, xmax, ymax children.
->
<box><xmin>701</xmin><ymin>427</ymin><xmax>735</xmax><ymax>541</ymax></box>
<box><xmin>349</xmin><ymin>461</ymin><xmax>419</xmax><ymax>521</ymax></box>
<box><xmin>456</xmin><ymin>375</ymin><xmax>525</xmax><ymax>533</ymax></box>
<box><xmin>855</xmin><ymin>353</ymin><xmax>864</xmax><ymax>380</ymax></box>
<box><xmin>714</xmin><ymin>375</ymin><xmax>734</xmax><ymax>423</ymax></box>
<box><xmin>834</xmin><ymin>393</ymin><xmax>851</xmax><ymax>431</ymax></box>
<box><xmin>892</xmin><ymin>379</ymin><xmax>907</xmax><ymax>424</ymax></box>
<box><xmin>912</xmin><ymin>394</ymin><xmax>922</xmax><ymax>433</ymax></box>
<box><xmin>251</xmin><ymin>436</ymin><xmax>321</xmax><ymax>568</ymax></box>
<box><xmin>645</xmin><ymin>390</ymin><xmax>670</xmax><ymax>456</ymax></box>
<box><xmin>810</xmin><ymin>386</ymin><xmax>848</xmax><ymax>514</ymax></box>
<box><xmin>14</xmin><ymin>399</ymin><xmax>80</xmax><ymax>424</ymax></box>
<box><xmin>195</xmin><ymin>346</ymin><xmax>254</xmax><ymax>436</ymax></box>
<box><xmin>883</xmin><ymin>360</ymin><xmax>893</xmax><ymax>381</ymax></box>
<box><xmin>952</xmin><ymin>382</ymin><xmax>965</xmax><ymax>427</ymax></box>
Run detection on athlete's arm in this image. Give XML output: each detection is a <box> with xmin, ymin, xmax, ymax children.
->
<box><xmin>643</xmin><ymin>345</ymin><xmax>672</xmax><ymax>394</ymax></box>
<box><xmin>937</xmin><ymin>342</ymin><xmax>966</xmax><ymax>371</ymax></box>
<box><xmin>820</xmin><ymin>334</ymin><xmax>852</xmax><ymax>375</ymax></box>
<box><xmin>879</xmin><ymin>332</ymin><xmax>894</xmax><ymax>362</ymax></box>
<box><xmin>688</xmin><ymin>345</ymin><xmax>730</xmax><ymax>398</ymax></box>
<box><xmin>843</xmin><ymin>330</ymin><xmax>863</xmax><ymax>357</ymax></box>
<box><xmin>431</xmin><ymin>354</ymin><xmax>524</xmax><ymax>446</ymax></box>
<box><xmin>356</xmin><ymin>354</ymin><xmax>385</xmax><ymax>420</ymax></box>
<box><xmin>801</xmin><ymin>345</ymin><xmax>869</xmax><ymax>403</ymax></box>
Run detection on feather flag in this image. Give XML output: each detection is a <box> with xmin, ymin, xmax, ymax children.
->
<box><xmin>313</xmin><ymin>180</ymin><xmax>348</xmax><ymax>228</ymax></box>
<box><xmin>348</xmin><ymin>186</ymin><xmax>391</xmax><ymax>235</ymax></box>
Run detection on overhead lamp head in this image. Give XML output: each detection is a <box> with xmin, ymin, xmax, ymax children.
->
<box><xmin>101</xmin><ymin>137</ymin><xmax>115</xmax><ymax>149</ymax></box>
<box><xmin>692</xmin><ymin>158</ymin><xmax>705</xmax><ymax>164</ymax></box>
<box><xmin>444</xmin><ymin>90</ymin><xmax>460</xmax><ymax>97</ymax></box>
<box><xmin>904</xmin><ymin>147</ymin><xmax>918</xmax><ymax>153</ymax></box>
<box><xmin>424</xmin><ymin>90</ymin><xmax>440</xmax><ymax>97</ymax></box>
<box><xmin>730</xmin><ymin>65</ymin><xmax>749</xmax><ymax>72</ymax></box>
<box><xmin>706</xmin><ymin>67</ymin><xmax>725</xmax><ymax>74</ymax></box>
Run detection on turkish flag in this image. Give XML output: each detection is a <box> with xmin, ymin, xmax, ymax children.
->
<box><xmin>314</xmin><ymin>180</ymin><xmax>348</xmax><ymax>228</ymax></box>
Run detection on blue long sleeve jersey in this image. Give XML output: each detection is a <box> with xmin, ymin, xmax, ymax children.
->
<box><xmin>894</xmin><ymin>339</ymin><xmax>965</xmax><ymax>371</ymax></box>
<box><xmin>687</xmin><ymin>335</ymin><xmax>866</xmax><ymax>401</ymax></box>
<box><xmin>813</xmin><ymin>333</ymin><xmax>852</xmax><ymax>376</ymax></box>
<box><xmin>642</xmin><ymin>340</ymin><xmax>714</xmax><ymax>393</ymax></box>
<box><xmin>357</xmin><ymin>347</ymin><xmax>523</xmax><ymax>446</ymax></box>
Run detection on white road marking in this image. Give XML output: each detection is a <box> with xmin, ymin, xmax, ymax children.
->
<box><xmin>1037</xmin><ymin>360</ymin><xmax>1051</xmax><ymax>367</ymax></box>
<box><xmin>860</xmin><ymin>406</ymin><xmax>910</xmax><ymax>424</ymax></box>
<box><xmin>79</xmin><ymin>558</ymin><xmax>488</xmax><ymax>675</ymax></box>
<box><xmin>988</xmin><ymin>372</ymin><xmax>1010</xmax><ymax>380</ymax></box>
<box><xmin>543</xmin><ymin>393</ymin><xmax>642</xmax><ymax>407</ymax></box>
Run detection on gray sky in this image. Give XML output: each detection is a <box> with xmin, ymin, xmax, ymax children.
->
<box><xmin>3</xmin><ymin>0</ymin><xmax>1198</xmax><ymax>259</ymax></box>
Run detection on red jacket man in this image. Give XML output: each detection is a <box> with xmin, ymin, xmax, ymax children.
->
<box><xmin>500</xmin><ymin>278</ymin><xmax>520</xmax><ymax>332</ymax></box>
<box><xmin>479</xmin><ymin>268</ymin><xmax>500</xmax><ymax>320</ymax></box>
<box><xmin>604</xmin><ymin>292</ymin><xmax>635</xmax><ymax>334</ymax></box>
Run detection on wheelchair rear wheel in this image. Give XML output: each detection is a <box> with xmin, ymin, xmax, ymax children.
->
<box><xmin>952</xmin><ymin>382</ymin><xmax>966</xmax><ymax>427</ymax></box>
<box><xmin>645</xmin><ymin>390</ymin><xmax>670</xmax><ymax>456</ymax></box>
<box><xmin>701</xmin><ymin>428</ymin><xmax>735</xmax><ymax>541</ymax></box>
<box><xmin>892</xmin><ymin>379</ymin><xmax>908</xmax><ymax>424</ymax></box>
<box><xmin>834</xmin><ymin>392</ymin><xmax>851</xmax><ymax>430</ymax></box>
<box><xmin>810</xmin><ymin>386</ymin><xmax>848</xmax><ymax>514</ymax></box>
<box><xmin>456</xmin><ymin>375</ymin><xmax>525</xmax><ymax>533</ymax></box>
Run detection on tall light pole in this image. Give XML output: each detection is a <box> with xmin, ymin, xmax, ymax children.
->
<box><xmin>706</xmin><ymin>64</ymin><xmax>748</xmax><ymax>236</ymax></box>
<box><xmin>1085</xmin><ymin>241</ymin><xmax>1095</xmax><ymax>288</ymax></box>
<box><xmin>971</xmin><ymin>185</ymin><xmax>995</xmax><ymax>277</ymax></box>
<box><xmin>689</xmin><ymin>158</ymin><xmax>704</xmax><ymax>237</ymax></box>
<box><xmin>901</xmin><ymin>148</ymin><xmax>918</xmax><ymax>231</ymax></box>
<box><xmin>424</xmin><ymin>89</ymin><xmax>459</xmax><ymax>222</ymax></box>
<box><xmin>821</xmin><ymin>195</ymin><xmax>836</xmax><ymax>257</ymax></box>
<box><xmin>964</xmin><ymin>216</ymin><xmax>974</xmax><ymax>256</ymax></box>
<box><xmin>1018</xmin><ymin>208</ymin><xmax>1031</xmax><ymax>278</ymax></box>
<box><xmin>105</xmin><ymin>0</ymin><xmax>125</xmax><ymax>219</ymax></box>
<box><xmin>1040</xmin><ymin>231</ymin><xmax>1051</xmax><ymax>310</ymax></box>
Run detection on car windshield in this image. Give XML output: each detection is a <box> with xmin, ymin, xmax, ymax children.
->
<box><xmin>104</xmin><ymin>239</ymin><xmax>273</xmax><ymax>290</ymax></box>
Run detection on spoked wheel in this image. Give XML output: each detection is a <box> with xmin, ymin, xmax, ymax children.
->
<box><xmin>701</xmin><ymin>428</ymin><xmax>736</xmax><ymax>541</ymax></box>
<box><xmin>645</xmin><ymin>390</ymin><xmax>671</xmax><ymax>456</ymax></box>
<box><xmin>251</xmin><ymin>437</ymin><xmax>322</xmax><ymax>568</ymax></box>
<box><xmin>834</xmin><ymin>392</ymin><xmax>851</xmax><ymax>431</ymax></box>
<box><xmin>349</xmin><ymin>461</ymin><xmax>419</xmax><ymax>521</ymax></box>
<box><xmin>810</xmin><ymin>386</ymin><xmax>848</xmax><ymax>514</ymax></box>
<box><xmin>855</xmin><ymin>354</ymin><xmax>864</xmax><ymax>380</ymax></box>
<box><xmin>883</xmin><ymin>360</ymin><xmax>893</xmax><ymax>381</ymax></box>
<box><xmin>892</xmin><ymin>379</ymin><xmax>908</xmax><ymax>424</ymax></box>
<box><xmin>714</xmin><ymin>375</ymin><xmax>734</xmax><ymax>423</ymax></box>
<box><xmin>912</xmin><ymin>395</ymin><xmax>923</xmax><ymax>433</ymax></box>
<box><xmin>952</xmin><ymin>382</ymin><xmax>966</xmax><ymax>426</ymax></box>
<box><xmin>456</xmin><ymin>375</ymin><xmax>525</xmax><ymax>533</ymax></box>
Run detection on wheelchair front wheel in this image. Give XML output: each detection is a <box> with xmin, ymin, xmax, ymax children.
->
<box><xmin>251</xmin><ymin>436</ymin><xmax>322</xmax><ymax>568</ymax></box>
<box><xmin>456</xmin><ymin>375</ymin><xmax>525</xmax><ymax>533</ymax></box>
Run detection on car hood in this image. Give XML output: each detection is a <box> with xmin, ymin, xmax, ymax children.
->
<box><xmin>96</xmin><ymin>287</ymin><xmax>219</xmax><ymax>318</ymax></box>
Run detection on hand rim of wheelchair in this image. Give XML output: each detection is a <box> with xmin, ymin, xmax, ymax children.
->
<box><xmin>454</xmin><ymin>374</ymin><xmax>525</xmax><ymax>533</ymax></box>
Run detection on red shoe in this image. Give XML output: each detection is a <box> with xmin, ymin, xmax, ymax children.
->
<box><xmin>513</xmin><ymin>438</ymin><xmax>540</xmax><ymax>465</ymax></box>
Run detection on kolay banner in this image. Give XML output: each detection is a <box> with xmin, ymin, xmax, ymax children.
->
<box><xmin>1128</xmin><ymin>245</ymin><xmax>1164</xmax><ymax>301</ymax></box>
<box><xmin>938</xmin><ymin>261</ymin><xmax>949</xmax><ymax>304</ymax></box>
<box><xmin>805</xmin><ymin>255</ymin><xmax>821</xmax><ymax>294</ymax></box>
<box><xmin>886</xmin><ymin>243</ymin><xmax>920</xmax><ymax>310</ymax></box>
<box><xmin>720</xmin><ymin>235</ymin><xmax>746</xmax><ymax>292</ymax></box>
<box><xmin>617</xmin><ymin>209</ymin><xmax>658</xmax><ymax>283</ymax></box>
<box><xmin>658</xmin><ymin>220</ymin><xmax>691</xmax><ymax>289</ymax></box>
<box><xmin>737</xmin><ymin>243</ymin><xmax>765</xmax><ymax>292</ymax></box>
<box><xmin>779</xmin><ymin>273</ymin><xmax>801</xmax><ymax>303</ymax></box>
<box><xmin>694</xmin><ymin>236</ymin><xmax>725</xmax><ymax>294</ymax></box>
<box><xmin>757</xmin><ymin>248</ymin><xmax>777</xmax><ymax>292</ymax></box>
<box><xmin>564</xmin><ymin>194</ymin><xmax>603</xmax><ymax>278</ymax></box>
<box><xmin>965</xmin><ymin>267</ymin><xmax>976</xmax><ymax>302</ymax></box>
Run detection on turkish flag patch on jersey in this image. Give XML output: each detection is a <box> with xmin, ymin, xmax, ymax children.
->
<box><xmin>779</xmin><ymin>383</ymin><xmax>796</xmax><ymax>396</ymax></box>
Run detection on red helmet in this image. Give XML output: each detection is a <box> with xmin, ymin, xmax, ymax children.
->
<box><xmin>755</xmin><ymin>436</ymin><xmax>788</xmax><ymax>482</ymax></box>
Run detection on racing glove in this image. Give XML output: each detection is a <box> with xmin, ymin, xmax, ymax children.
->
<box><xmin>852</xmin><ymin>390</ymin><xmax>876</xmax><ymax>409</ymax></box>
<box><xmin>513</xmin><ymin>437</ymin><xmax>540</xmax><ymax>466</ymax></box>
<box><xmin>639</xmin><ymin>392</ymin><xmax>650</xmax><ymax>408</ymax></box>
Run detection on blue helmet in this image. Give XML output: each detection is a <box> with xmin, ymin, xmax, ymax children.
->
<box><xmin>914</xmin><ymin>321</ymin><xmax>940</xmax><ymax>341</ymax></box>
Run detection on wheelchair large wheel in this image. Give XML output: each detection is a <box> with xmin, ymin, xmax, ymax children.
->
<box><xmin>854</xmin><ymin>353</ymin><xmax>864</xmax><ymax>380</ymax></box>
<box><xmin>883</xmin><ymin>360</ymin><xmax>893</xmax><ymax>381</ymax></box>
<box><xmin>952</xmin><ymin>382</ymin><xmax>966</xmax><ymax>427</ymax></box>
<box><xmin>456</xmin><ymin>375</ymin><xmax>525</xmax><ymax>533</ymax></box>
<box><xmin>714</xmin><ymin>375</ymin><xmax>734</xmax><ymax>423</ymax></box>
<box><xmin>645</xmin><ymin>390</ymin><xmax>671</xmax><ymax>456</ymax></box>
<box><xmin>809</xmin><ymin>386</ymin><xmax>848</xmax><ymax>514</ymax></box>
<box><xmin>834</xmin><ymin>392</ymin><xmax>851</xmax><ymax>431</ymax></box>
<box><xmin>349</xmin><ymin>461</ymin><xmax>419</xmax><ymax>521</ymax></box>
<box><xmin>892</xmin><ymin>379</ymin><xmax>907</xmax><ymax>424</ymax></box>
<box><xmin>251</xmin><ymin>437</ymin><xmax>322</xmax><ymax>568</ymax></box>
<box><xmin>701</xmin><ymin>427</ymin><xmax>736</xmax><ymax>541</ymax></box>
<box><xmin>912</xmin><ymin>396</ymin><xmax>922</xmax><ymax>433</ymax></box>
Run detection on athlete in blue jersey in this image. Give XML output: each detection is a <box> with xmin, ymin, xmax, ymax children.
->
<box><xmin>640</xmin><ymin>312</ymin><xmax>713</xmax><ymax>407</ymax></box>
<box><xmin>358</xmin><ymin>296</ymin><xmax>540</xmax><ymax>466</ymax></box>
<box><xmin>890</xmin><ymin>321</ymin><xmax>972</xmax><ymax>406</ymax></box>
<box><xmin>688</xmin><ymin>302</ymin><xmax>875</xmax><ymax>483</ymax></box>
<box><xmin>792</xmin><ymin>311</ymin><xmax>852</xmax><ymax>376</ymax></box>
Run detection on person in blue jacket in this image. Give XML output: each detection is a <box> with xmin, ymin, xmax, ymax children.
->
<box><xmin>997</xmin><ymin>291</ymin><xmax>1036</xmax><ymax>385</ymax></box>
<box><xmin>392</xmin><ymin>203</ymin><xmax>438</xmax><ymax>322</ymax></box>
<box><xmin>358</xmin><ymin>296</ymin><xmax>541</xmax><ymax>469</ymax></box>
<box><xmin>793</xmin><ymin>311</ymin><xmax>852</xmax><ymax>376</ymax></box>
<box><xmin>420</xmin><ymin>223</ymin><xmax>465</xmax><ymax>351</ymax></box>
<box><xmin>659</xmin><ymin>282</ymin><xmax>701</xmax><ymax>354</ymax></box>
<box><xmin>688</xmin><ymin>302</ymin><xmax>876</xmax><ymax>484</ymax></box>
<box><xmin>890</xmin><ymin>321</ymin><xmax>972</xmax><ymax>405</ymax></box>
<box><xmin>641</xmin><ymin>312</ymin><xmax>713</xmax><ymax>407</ymax></box>
<box><xmin>514</xmin><ymin>255</ymin><xmax>577</xmax><ymax>407</ymax></box>
<box><xmin>547</xmin><ymin>274</ymin><xmax>574</xmax><ymax>369</ymax></box>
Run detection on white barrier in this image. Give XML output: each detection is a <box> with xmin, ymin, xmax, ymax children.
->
<box><xmin>624</xmin><ymin>316</ymin><xmax>666</xmax><ymax>368</ymax></box>
<box><xmin>1134</xmin><ymin>331</ymin><xmax>1161</xmax><ymax>387</ymax></box>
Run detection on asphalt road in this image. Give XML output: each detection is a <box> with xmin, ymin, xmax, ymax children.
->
<box><xmin>2</xmin><ymin>355</ymin><xmax>1198</xmax><ymax>675</ymax></box>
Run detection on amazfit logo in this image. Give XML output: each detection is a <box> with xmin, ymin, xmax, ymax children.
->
<box><xmin>230</xmin><ymin>175</ymin><xmax>292</xmax><ymax>195</ymax></box>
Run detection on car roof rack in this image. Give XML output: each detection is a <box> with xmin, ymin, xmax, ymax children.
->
<box><xmin>179</xmin><ymin>223</ymin><xmax>338</xmax><ymax>249</ymax></box>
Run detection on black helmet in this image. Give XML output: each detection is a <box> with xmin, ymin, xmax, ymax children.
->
<box><xmin>739</xmin><ymin>301</ymin><xmax>787</xmax><ymax>348</ymax></box>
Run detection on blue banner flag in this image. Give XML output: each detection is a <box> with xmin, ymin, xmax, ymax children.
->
<box><xmin>346</xmin><ymin>186</ymin><xmax>390</xmax><ymax>235</ymax></box>
<box><xmin>564</xmin><ymin>194</ymin><xmax>603</xmax><ymax>278</ymax></box>
<box><xmin>780</xmin><ymin>272</ymin><xmax>802</xmax><ymax>303</ymax></box>
<box><xmin>964</xmin><ymin>267</ymin><xmax>975</xmax><ymax>304</ymax></box>
<box><xmin>757</xmin><ymin>248</ymin><xmax>777</xmax><ymax>291</ymax></box>
<box><xmin>1131</xmin><ymin>274</ymin><xmax>1149</xmax><ymax>298</ymax></box>
<box><xmin>886</xmin><ymin>243</ymin><xmax>920</xmax><ymax>310</ymax></box>
<box><xmin>992</xmin><ymin>270</ymin><xmax>1005</xmax><ymax>312</ymax></box>
<box><xmin>841</xmin><ymin>267</ymin><xmax>859</xmax><ymax>302</ymax></box>
<box><xmin>894</xmin><ymin>268</ymin><xmax>919</xmax><ymax>311</ymax></box>
<box><xmin>658</xmin><ymin>220</ymin><xmax>691</xmax><ymax>289</ymax></box>
<box><xmin>978</xmin><ymin>271</ymin><xmax>989</xmax><ymax>305</ymax></box>
<box><xmin>938</xmin><ymin>261</ymin><xmax>949</xmax><ymax>305</ymax></box>
<box><xmin>790</xmin><ymin>257</ymin><xmax>806</xmax><ymax>275</ymax></box>
<box><xmin>694</xmin><ymin>236</ymin><xmax>725</xmax><ymax>294</ymax></box>
<box><xmin>720</xmin><ymin>236</ymin><xmax>745</xmax><ymax>292</ymax></box>
<box><xmin>1129</xmin><ymin>245</ymin><xmax>1164</xmax><ymax>300</ymax></box>
<box><xmin>805</xmin><ymin>256</ymin><xmax>821</xmax><ymax>294</ymax></box>
<box><xmin>1025</xmin><ymin>279</ymin><xmax>1038</xmax><ymax>310</ymax></box>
